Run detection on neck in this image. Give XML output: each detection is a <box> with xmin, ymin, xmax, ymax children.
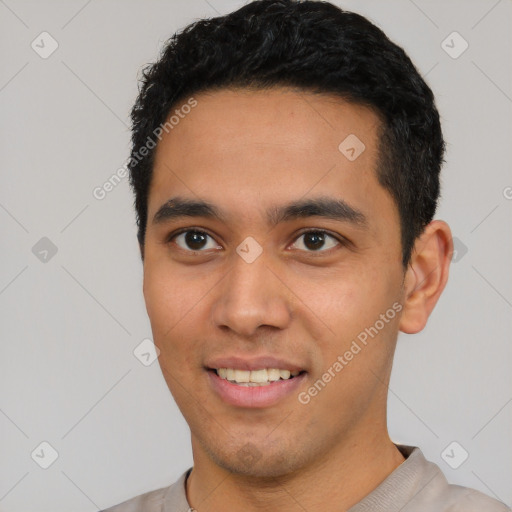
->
<box><xmin>186</xmin><ymin>427</ymin><xmax>405</xmax><ymax>512</ymax></box>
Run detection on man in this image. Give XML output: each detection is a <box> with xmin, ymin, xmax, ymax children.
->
<box><xmin>103</xmin><ymin>1</ymin><xmax>509</xmax><ymax>510</ymax></box>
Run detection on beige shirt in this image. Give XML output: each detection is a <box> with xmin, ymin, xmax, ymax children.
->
<box><xmin>102</xmin><ymin>445</ymin><xmax>510</xmax><ymax>511</ymax></box>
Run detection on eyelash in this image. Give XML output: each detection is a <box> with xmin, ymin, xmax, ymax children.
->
<box><xmin>165</xmin><ymin>227</ymin><xmax>347</xmax><ymax>254</ymax></box>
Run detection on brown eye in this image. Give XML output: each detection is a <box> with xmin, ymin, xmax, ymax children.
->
<box><xmin>291</xmin><ymin>230</ymin><xmax>340</xmax><ymax>252</ymax></box>
<box><xmin>172</xmin><ymin>230</ymin><xmax>221</xmax><ymax>251</ymax></box>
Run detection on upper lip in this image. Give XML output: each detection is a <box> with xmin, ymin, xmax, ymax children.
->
<box><xmin>206</xmin><ymin>356</ymin><xmax>306</xmax><ymax>372</ymax></box>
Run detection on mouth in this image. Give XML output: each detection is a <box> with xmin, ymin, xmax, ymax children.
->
<box><xmin>208</xmin><ymin>367</ymin><xmax>306</xmax><ymax>386</ymax></box>
<box><xmin>206</xmin><ymin>367</ymin><xmax>308</xmax><ymax>408</ymax></box>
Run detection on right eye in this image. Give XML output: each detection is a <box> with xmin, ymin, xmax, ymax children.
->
<box><xmin>168</xmin><ymin>229</ymin><xmax>222</xmax><ymax>252</ymax></box>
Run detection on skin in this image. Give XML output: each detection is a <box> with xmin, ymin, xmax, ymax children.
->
<box><xmin>142</xmin><ymin>87</ymin><xmax>453</xmax><ymax>511</ymax></box>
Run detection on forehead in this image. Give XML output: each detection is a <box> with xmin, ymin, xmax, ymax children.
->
<box><xmin>158</xmin><ymin>87</ymin><xmax>381</xmax><ymax>160</ymax></box>
<box><xmin>149</xmin><ymin>87</ymin><xmax>395</xmax><ymax>232</ymax></box>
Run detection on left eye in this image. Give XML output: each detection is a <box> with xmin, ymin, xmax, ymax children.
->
<box><xmin>290</xmin><ymin>231</ymin><xmax>340</xmax><ymax>252</ymax></box>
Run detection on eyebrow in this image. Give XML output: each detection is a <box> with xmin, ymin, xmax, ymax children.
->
<box><xmin>152</xmin><ymin>195</ymin><xmax>368</xmax><ymax>228</ymax></box>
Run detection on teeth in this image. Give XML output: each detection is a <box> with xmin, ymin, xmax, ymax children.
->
<box><xmin>279</xmin><ymin>369</ymin><xmax>291</xmax><ymax>379</ymax></box>
<box><xmin>235</xmin><ymin>381</ymin><xmax>271</xmax><ymax>387</ymax></box>
<box><xmin>234</xmin><ymin>369</ymin><xmax>250</xmax><ymax>382</ymax></box>
<box><xmin>250</xmin><ymin>369</ymin><xmax>268</xmax><ymax>383</ymax></box>
<box><xmin>267</xmin><ymin>368</ymin><xmax>281</xmax><ymax>381</ymax></box>
<box><xmin>215</xmin><ymin>367</ymin><xmax>302</xmax><ymax>385</ymax></box>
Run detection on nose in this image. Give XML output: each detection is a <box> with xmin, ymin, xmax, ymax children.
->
<box><xmin>211</xmin><ymin>251</ymin><xmax>292</xmax><ymax>338</ymax></box>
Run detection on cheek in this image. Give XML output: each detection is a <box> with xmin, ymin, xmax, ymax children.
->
<box><xmin>293</xmin><ymin>265</ymin><xmax>400</xmax><ymax>364</ymax></box>
<box><xmin>296</xmin><ymin>268</ymin><xmax>381</xmax><ymax>332</ymax></box>
<box><xmin>297</xmin><ymin>271</ymin><xmax>400</xmax><ymax>415</ymax></box>
<box><xmin>143</xmin><ymin>259</ymin><xmax>210</xmax><ymax>369</ymax></box>
<box><xmin>143</xmin><ymin>262</ymin><xmax>194</xmax><ymax>355</ymax></box>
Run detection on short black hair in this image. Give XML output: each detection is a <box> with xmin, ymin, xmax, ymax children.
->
<box><xmin>129</xmin><ymin>0</ymin><xmax>445</xmax><ymax>267</ymax></box>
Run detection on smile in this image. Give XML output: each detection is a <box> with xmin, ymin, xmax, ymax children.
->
<box><xmin>214</xmin><ymin>367</ymin><xmax>303</xmax><ymax>386</ymax></box>
<box><xmin>207</xmin><ymin>368</ymin><xmax>307</xmax><ymax>408</ymax></box>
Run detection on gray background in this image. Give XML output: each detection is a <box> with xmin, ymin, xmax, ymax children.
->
<box><xmin>0</xmin><ymin>0</ymin><xmax>511</xmax><ymax>510</ymax></box>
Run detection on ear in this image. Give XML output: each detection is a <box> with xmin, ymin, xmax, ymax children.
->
<box><xmin>399</xmin><ymin>220</ymin><xmax>453</xmax><ymax>334</ymax></box>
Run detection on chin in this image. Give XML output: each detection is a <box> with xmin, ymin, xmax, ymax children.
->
<box><xmin>207</xmin><ymin>441</ymin><xmax>306</xmax><ymax>479</ymax></box>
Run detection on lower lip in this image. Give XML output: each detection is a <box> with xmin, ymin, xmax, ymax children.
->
<box><xmin>207</xmin><ymin>370</ymin><xmax>307</xmax><ymax>408</ymax></box>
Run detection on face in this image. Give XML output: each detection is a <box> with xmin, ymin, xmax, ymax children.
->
<box><xmin>143</xmin><ymin>88</ymin><xmax>406</xmax><ymax>478</ymax></box>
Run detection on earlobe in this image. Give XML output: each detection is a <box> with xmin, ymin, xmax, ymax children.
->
<box><xmin>399</xmin><ymin>220</ymin><xmax>453</xmax><ymax>334</ymax></box>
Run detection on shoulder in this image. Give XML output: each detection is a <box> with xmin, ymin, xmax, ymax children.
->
<box><xmin>100</xmin><ymin>468</ymin><xmax>192</xmax><ymax>512</ymax></box>
<box><xmin>436</xmin><ymin>483</ymin><xmax>510</xmax><ymax>512</ymax></box>
<box><xmin>101</xmin><ymin>486</ymin><xmax>169</xmax><ymax>512</ymax></box>
<box><xmin>101</xmin><ymin>467</ymin><xmax>192</xmax><ymax>511</ymax></box>
<box><xmin>400</xmin><ymin>446</ymin><xmax>510</xmax><ymax>512</ymax></box>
